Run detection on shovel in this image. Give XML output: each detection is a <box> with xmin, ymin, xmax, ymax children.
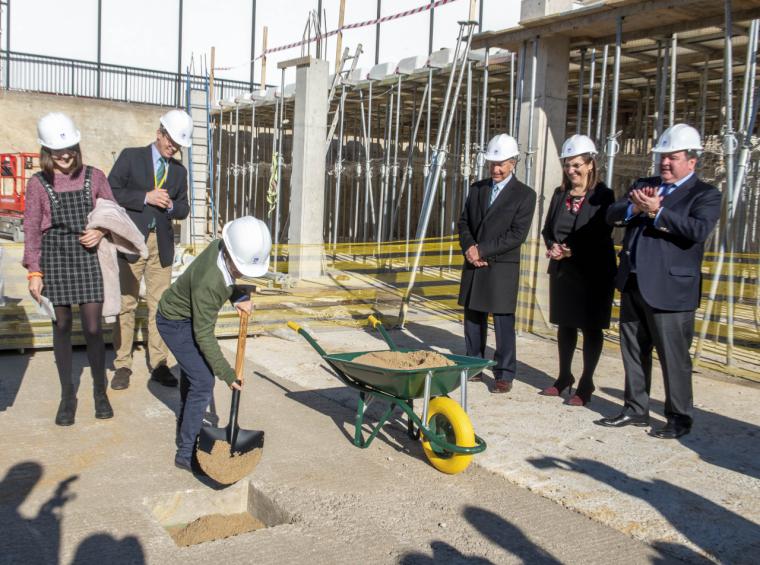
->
<box><xmin>197</xmin><ymin>308</ymin><xmax>264</xmax><ymax>457</ymax></box>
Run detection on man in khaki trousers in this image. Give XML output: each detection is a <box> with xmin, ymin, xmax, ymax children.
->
<box><xmin>108</xmin><ymin>110</ymin><xmax>193</xmax><ymax>389</ymax></box>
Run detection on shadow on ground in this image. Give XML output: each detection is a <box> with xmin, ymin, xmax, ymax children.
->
<box><xmin>528</xmin><ymin>455</ymin><xmax>760</xmax><ymax>564</ymax></box>
<box><xmin>0</xmin><ymin>461</ymin><xmax>145</xmax><ymax>564</ymax></box>
<box><xmin>597</xmin><ymin>385</ymin><xmax>760</xmax><ymax>481</ymax></box>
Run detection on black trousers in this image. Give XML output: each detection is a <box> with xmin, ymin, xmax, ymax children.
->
<box><xmin>619</xmin><ymin>276</ymin><xmax>695</xmax><ymax>424</ymax></box>
<box><xmin>464</xmin><ymin>308</ymin><xmax>516</xmax><ymax>381</ymax></box>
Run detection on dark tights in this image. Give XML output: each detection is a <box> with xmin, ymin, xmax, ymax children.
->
<box><xmin>52</xmin><ymin>302</ymin><xmax>106</xmax><ymax>399</ymax></box>
<box><xmin>556</xmin><ymin>325</ymin><xmax>604</xmax><ymax>395</ymax></box>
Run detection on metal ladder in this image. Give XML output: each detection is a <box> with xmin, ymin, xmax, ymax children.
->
<box><xmin>183</xmin><ymin>58</ymin><xmax>213</xmax><ymax>248</ymax></box>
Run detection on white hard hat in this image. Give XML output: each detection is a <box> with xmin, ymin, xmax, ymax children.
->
<box><xmin>560</xmin><ymin>134</ymin><xmax>597</xmax><ymax>159</ymax></box>
<box><xmin>652</xmin><ymin>123</ymin><xmax>703</xmax><ymax>154</ymax></box>
<box><xmin>485</xmin><ymin>134</ymin><xmax>519</xmax><ymax>162</ymax></box>
<box><xmin>222</xmin><ymin>216</ymin><xmax>272</xmax><ymax>278</ymax></box>
<box><xmin>37</xmin><ymin>113</ymin><xmax>81</xmax><ymax>150</ymax></box>
<box><xmin>160</xmin><ymin>109</ymin><xmax>194</xmax><ymax>148</ymax></box>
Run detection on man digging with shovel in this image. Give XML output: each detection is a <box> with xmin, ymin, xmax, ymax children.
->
<box><xmin>156</xmin><ymin>216</ymin><xmax>271</xmax><ymax>476</ymax></box>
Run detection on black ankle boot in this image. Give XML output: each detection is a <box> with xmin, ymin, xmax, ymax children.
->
<box><xmin>55</xmin><ymin>397</ymin><xmax>77</xmax><ymax>426</ymax></box>
<box><xmin>94</xmin><ymin>392</ymin><xmax>114</xmax><ymax>419</ymax></box>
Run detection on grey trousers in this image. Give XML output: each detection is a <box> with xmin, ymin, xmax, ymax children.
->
<box><xmin>619</xmin><ymin>276</ymin><xmax>695</xmax><ymax>425</ymax></box>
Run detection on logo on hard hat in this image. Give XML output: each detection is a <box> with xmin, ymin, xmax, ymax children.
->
<box><xmin>61</xmin><ymin>133</ymin><xmax>67</xmax><ymax>139</ymax></box>
<box><xmin>566</xmin><ymin>145</ymin><xmax>573</xmax><ymax>153</ymax></box>
<box><xmin>662</xmin><ymin>138</ymin><xmax>669</xmax><ymax>146</ymax></box>
<box><xmin>252</xmin><ymin>257</ymin><xmax>260</xmax><ymax>264</ymax></box>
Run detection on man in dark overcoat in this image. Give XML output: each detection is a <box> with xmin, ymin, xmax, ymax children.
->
<box><xmin>458</xmin><ymin>134</ymin><xmax>537</xmax><ymax>393</ymax></box>
<box><xmin>597</xmin><ymin>124</ymin><xmax>721</xmax><ymax>438</ymax></box>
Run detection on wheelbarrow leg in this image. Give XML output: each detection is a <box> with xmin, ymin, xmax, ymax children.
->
<box><xmin>354</xmin><ymin>392</ymin><xmax>367</xmax><ymax>447</ymax></box>
<box><xmin>421</xmin><ymin>370</ymin><xmax>433</xmax><ymax>427</ymax></box>
<box><xmin>460</xmin><ymin>368</ymin><xmax>468</xmax><ymax>413</ymax></box>
<box><xmin>406</xmin><ymin>400</ymin><xmax>420</xmax><ymax>440</ymax></box>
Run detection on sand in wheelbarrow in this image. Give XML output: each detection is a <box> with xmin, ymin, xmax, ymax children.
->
<box><xmin>168</xmin><ymin>512</ymin><xmax>265</xmax><ymax>546</ymax></box>
<box><xmin>196</xmin><ymin>440</ymin><xmax>263</xmax><ymax>485</ymax></box>
<box><xmin>353</xmin><ymin>350</ymin><xmax>455</xmax><ymax>370</ymax></box>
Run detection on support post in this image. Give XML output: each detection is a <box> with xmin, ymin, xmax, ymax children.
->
<box><xmin>250</xmin><ymin>0</ymin><xmax>257</xmax><ymax>92</ymax></box>
<box><xmin>97</xmin><ymin>0</ymin><xmax>102</xmax><ymax>98</ymax></box>
<box><xmin>286</xmin><ymin>57</ymin><xmax>329</xmax><ymax>280</ymax></box>
<box><xmin>261</xmin><ymin>26</ymin><xmax>268</xmax><ymax>87</ymax></box>
<box><xmin>604</xmin><ymin>17</ymin><xmax>622</xmax><ymax>189</ymax></box>
<box><xmin>177</xmin><ymin>0</ymin><xmax>183</xmax><ymax>107</ymax></box>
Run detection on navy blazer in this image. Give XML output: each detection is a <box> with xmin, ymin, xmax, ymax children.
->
<box><xmin>108</xmin><ymin>145</ymin><xmax>190</xmax><ymax>268</ymax></box>
<box><xmin>607</xmin><ymin>174</ymin><xmax>722</xmax><ymax>311</ymax></box>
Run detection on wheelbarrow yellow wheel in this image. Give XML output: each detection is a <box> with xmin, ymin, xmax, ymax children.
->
<box><xmin>421</xmin><ymin>397</ymin><xmax>475</xmax><ymax>475</ymax></box>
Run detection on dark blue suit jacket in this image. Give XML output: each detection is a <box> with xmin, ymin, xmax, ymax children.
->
<box><xmin>607</xmin><ymin>174</ymin><xmax>722</xmax><ymax>312</ymax></box>
<box><xmin>108</xmin><ymin>145</ymin><xmax>190</xmax><ymax>268</ymax></box>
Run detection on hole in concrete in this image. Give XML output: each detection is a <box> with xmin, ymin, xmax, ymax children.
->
<box><xmin>150</xmin><ymin>481</ymin><xmax>290</xmax><ymax>547</ymax></box>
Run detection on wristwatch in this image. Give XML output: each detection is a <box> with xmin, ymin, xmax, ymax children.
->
<box><xmin>647</xmin><ymin>208</ymin><xmax>658</xmax><ymax>219</ymax></box>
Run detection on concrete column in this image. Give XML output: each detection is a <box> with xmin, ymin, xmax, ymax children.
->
<box><xmin>516</xmin><ymin>32</ymin><xmax>570</xmax><ymax>330</ymax></box>
<box><xmin>287</xmin><ymin>57</ymin><xmax>329</xmax><ymax>280</ymax></box>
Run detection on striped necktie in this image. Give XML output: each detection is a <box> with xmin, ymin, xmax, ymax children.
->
<box><xmin>148</xmin><ymin>158</ymin><xmax>167</xmax><ymax>229</ymax></box>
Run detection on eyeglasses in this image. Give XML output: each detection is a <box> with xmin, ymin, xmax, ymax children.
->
<box><xmin>563</xmin><ymin>161</ymin><xmax>588</xmax><ymax>171</ymax></box>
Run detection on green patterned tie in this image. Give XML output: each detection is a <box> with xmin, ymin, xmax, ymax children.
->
<box><xmin>148</xmin><ymin>158</ymin><xmax>167</xmax><ymax>229</ymax></box>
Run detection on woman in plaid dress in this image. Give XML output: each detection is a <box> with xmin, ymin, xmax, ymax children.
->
<box><xmin>23</xmin><ymin>113</ymin><xmax>116</xmax><ymax>426</ymax></box>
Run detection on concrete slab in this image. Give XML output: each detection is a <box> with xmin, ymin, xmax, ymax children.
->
<box><xmin>242</xmin><ymin>317</ymin><xmax>760</xmax><ymax>564</ymax></box>
<box><xmin>1</xmin><ymin>327</ymin><xmax>670</xmax><ymax>564</ymax></box>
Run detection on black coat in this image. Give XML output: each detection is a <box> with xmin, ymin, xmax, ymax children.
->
<box><xmin>541</xmin><ymin>182</ymin><xmax>617</xmax><ymax>329</ymax></box>
<box><xmin>607</xmin><ymin>174</ymin><xmax>722</xmax><ymax>311</ymax></box>
<box><xmin>458</xmin><ymin>176</ymin><xmax>536</xmax><ymax>314</ymax></box>
<box><xmin>108</xmin><ymin>145</ymin><xmax>190</xmax><ymax>268</ymax></box>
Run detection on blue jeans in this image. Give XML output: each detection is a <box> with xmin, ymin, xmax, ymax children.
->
<box><xmin>156</xmin><ymin>312</ymin><xmax>215</xmax><ymax>461</ymax></box>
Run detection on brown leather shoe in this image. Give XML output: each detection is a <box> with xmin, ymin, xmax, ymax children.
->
<box><xmin>491</xmin><ymin>380</ymin><xmax>512</xmax><ymax>394</ymax></box>
<box><xmin>111</xmin><ymin>368</ymin><xmax>132</xmax><ymax>390</ymax></box>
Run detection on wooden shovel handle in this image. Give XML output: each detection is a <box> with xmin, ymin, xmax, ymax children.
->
<box><xmin>234</xmin><ymin>305</ymin><xmax>250</xmax><ymax>384</ymax></box>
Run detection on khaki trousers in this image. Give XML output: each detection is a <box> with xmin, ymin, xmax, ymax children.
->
<box><xmin>114</xmin><ymin>232</ymin><xmax>171</xmax><ymax>370</ymax></box>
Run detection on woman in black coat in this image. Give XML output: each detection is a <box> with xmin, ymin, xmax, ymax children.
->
<box><xmin>539</xmin><ymin>135</ymin><xmax>617</xmax><ymax>406</ymax></box>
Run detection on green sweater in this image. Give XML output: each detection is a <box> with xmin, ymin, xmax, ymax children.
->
<box><xmin>158</xmin><ymin>240</ymin><xmax>244</xmax><ymax>385</ymax></box>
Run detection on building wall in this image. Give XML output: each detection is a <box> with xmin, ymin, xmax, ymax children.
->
<box><xmin>0</xmin><ymin>90</ymin><xmax>166</xmax><ymax>174</ymax></box>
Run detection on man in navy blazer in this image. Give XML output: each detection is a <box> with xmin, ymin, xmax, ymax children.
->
<box><xmin>109</xmin><ymin>110</ymin><xmax>193</xmax><ymax>391</ymax></box>
<box><xmin>597</xmin><ymin>124</ymin><xmax>721</xmax><ymax>438</ymax></box>
<box><xmin>458</xmin><ymin>134</ymin><xmax>536</xmax><ymax>394</ymax></box>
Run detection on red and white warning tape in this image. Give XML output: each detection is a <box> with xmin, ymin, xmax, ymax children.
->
<box><xmin>214</xmin><ymin>0</ymin><xmax>459</xmax><ymax>71</ymax></box>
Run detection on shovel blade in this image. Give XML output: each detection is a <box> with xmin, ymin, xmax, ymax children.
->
<box><xmin>231</xmin><ymin>429</ymin><xmax>265</xmax><ymax>455</ymax></box>
<box><xmin>197</xmin><ymin>424</ymin><xmax>230</xmax><ymax>454</ymax></box>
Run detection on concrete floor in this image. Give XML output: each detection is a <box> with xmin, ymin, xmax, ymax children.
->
<box><xmin>0</xmin><ymin>313</ymin><xmax>757</xmax><ymax>564</ymax></box>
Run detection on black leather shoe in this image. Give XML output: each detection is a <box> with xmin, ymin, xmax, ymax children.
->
<box><xmin>55</xmin><ymin>397</ymin><xmax>77</xmax><ymax>426</ymax></box>
<box><xmin>653</xmin><ymin>421</ymin><xmax>691</xmax><ymax>439</ymax></box>
<box><xmin>595</xmin><ymin>413</ymin><xmax>649</xmax><ymax>428</ymax></box>
<box><xmin>111</xmin><ymin>368</ymin><xmax>132</xmax><ymax>390</ymax></box>
<box><xmin>94</xmin><ymin>393</ymin><xmax>114</xmax><ymax>419</ymax></box>
<box><xmin>151</xmin><ymin>365</ymin><xmax>178</xmax><ymax>387</ymax></box>
<box><xmin>174</xmin><ymin>455</ymin><xmax>193</xmax><ymax>473</ymax></box>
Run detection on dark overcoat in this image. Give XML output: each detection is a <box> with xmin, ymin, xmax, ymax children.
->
<box><xmin>108</xmin><ymin>145</ymin><xmax>190</xmax><ymax>268</ymax></box>
<box><xmin>607</xmin><ymin>174</ymin><xmax>722</xmax><ymax>311</ymax></box>
<box><xmin>541</xmin><ymin>182</ymin><xmax>617</xmax><ymax>329</ymax></box>
<box><xmin>457</xmin><ymin>176</ymin><xmax>536</xmax><ymax>314</ymax></box>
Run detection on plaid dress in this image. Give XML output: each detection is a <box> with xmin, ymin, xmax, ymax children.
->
<box><xmin>39</xmin><ymin>167</ymin><xmax>104</xmax><ymax>305</ymax></box>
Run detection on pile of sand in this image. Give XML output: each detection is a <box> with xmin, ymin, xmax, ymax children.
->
<box><xmin>196</xmin><ymin>440</ymin><xmax>262</xmax><ymax>485</ymax></box>
<box><xmin>168</xmin><ymin>512</ymin><xmax>265</xmax><ymax>546</ymax></box>
<box><xmin>353</xmin><ymin>350</ymin><xmax>455</xmax><ymax>370</ymax></box>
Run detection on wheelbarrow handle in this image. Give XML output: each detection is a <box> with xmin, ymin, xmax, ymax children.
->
<box><xmin>287</xmin><ymin>320</ymin><xmax>328</xmax><ymax>357</ymax></box>
<box><xmin>366</xmin><ymin>315</ymin><xmax>399</xmax><ymax>351</ymax></box>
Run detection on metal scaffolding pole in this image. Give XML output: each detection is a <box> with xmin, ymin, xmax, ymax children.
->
<box><xmin>224</xmin><ymin>108</ymin><xmax>234</xmax><ymax>225</ymax></box>
<box><xmin>464</xmin><ymin>60</ymin><xmax>473</xmax><ymax>191</ymax></box>
<box><xmin>509</xmin><ymin>52</ymin><xmax>516</xmax><ymax>136</ymax></box>
<box><xmin>604</xmin><ymin>17</ymin><xmax>622</xmax><ymax>188</ymax></box>
<box><xmin>388</xmin><ymin>75</ymin><xmax>402</xmax><ymax>240</ymax></box>
<box><xmin>399</xmin><ymin>20</ymin><xmax>476</xmax><ymax>326</ymax></box>
<box><xmin>515</xmin><ymin>40</ymin><xmax>527</xmax><ymax>143</ymax></box>
<box><xmin>699</xmin><ymin>55</ymin><xmax>709</xmax><ymax>139</ymax></box>
<box><xmin>669</xmin><ymin>34</ymin><xmax>677</xmax><ymax>128</ymax></box>
<box><xmin>233</xmin><ymin>103</ymin><xmax>241</xmax><ymax>219</ymax></box>
<box><xmin>274</xmin><ymin>69</ymin><xmax>285</xmax><ymax>272</ymax></box>
<box><xmin>595</xmin><ymin>45</ymin><xmax>608</xmax><ymax>145</ymax></box>
<box><xmin>577</xmin><ymin>47</ymin><xmax>586</xmax><ymax>134</ymax></box>
<box><xmin>524</xmin><ymin>37</ymin><xmax>538</xmax><ymax>188</ymax></box>
<box><xmin>332</xmin><ymin>84</ymin><xmax>346</xmax><ymax>248</ymax></box>
<box><xmin>476</xmin><ymin>48</ymin><xmax>489</xmax><ymax>179</ymax></box>
<box><xmin>587</xmin><ymin>48</ymin><xmax>596</xmax><ymax>137</ymax></box>
<box><xmin>214</xmin><ymin>107</ymin><xmax>224</xmax><ymax>234</ymax></box>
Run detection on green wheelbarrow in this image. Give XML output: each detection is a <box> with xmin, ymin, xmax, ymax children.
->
<box><xmin>287</xmin><ymin>315</ymin><xmax>494</xmax><ymax>474</ymax></box>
